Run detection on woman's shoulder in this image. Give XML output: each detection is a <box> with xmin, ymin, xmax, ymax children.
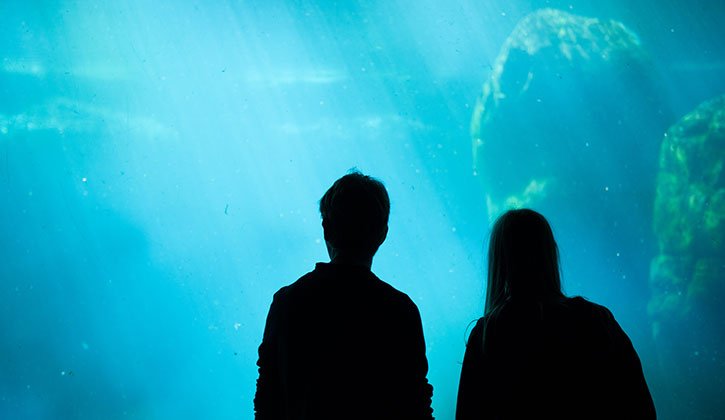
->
<box><xmin>564</xmin><ymin>296</ymin><xmax>615</xmax><ymax>318</ymax></box>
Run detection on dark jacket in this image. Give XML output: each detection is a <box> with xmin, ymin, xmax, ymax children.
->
<box><xmin>255</xmin><ymin>263</ymin><xmax>434</xmax><ymax>419</ymax></box>
<box><xmin>456</xmin><ymin>296</ymin><xmax>655</xmax><ymax>419</ymax></box>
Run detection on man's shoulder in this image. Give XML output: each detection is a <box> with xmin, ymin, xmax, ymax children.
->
<box><xmin>350</xmin><ymin>270</ymin><xmax>416</xmax><ymax>306</ymax></box>
<box><xmin>272</xmin><ymin>265</ymin><xmax>417</xmax><ymax>310</ymax></box>
<box><xmin>272</xmin><ymin>269</ymin><xmax>317</xmax><ymax>299</ymax></box>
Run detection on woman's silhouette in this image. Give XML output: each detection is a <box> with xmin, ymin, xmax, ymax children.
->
<box><xmin>456</xmin><ymin>209</ymin><xmax>655</xmax><ymax>419</ymax></box>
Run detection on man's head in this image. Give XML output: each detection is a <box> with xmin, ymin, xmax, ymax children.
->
<box><xmin>320</xmin><ymin>170</ymin><xmax>390</xmax><ymax>259</ymax></box>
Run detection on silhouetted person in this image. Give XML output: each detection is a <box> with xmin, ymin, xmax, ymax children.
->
<box><xmin>255</xmin><ymin>171</ymin><xmax>434</xmax><ymax>420</ymax></box>
<box><xmin>456</xmin><ymin>209</ymin><xmax>655</xmax><ymax>419</ymax></box>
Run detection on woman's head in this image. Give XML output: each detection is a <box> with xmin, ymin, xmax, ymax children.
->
<box><xmin>485</xmin><ymin>209</ymin><xmax>563</xmax><ymax>316</ymax></box>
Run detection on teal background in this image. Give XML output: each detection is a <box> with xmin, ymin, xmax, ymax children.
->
<box><xmin>1</xmin><ymin>1</ymin><xmax>724</xmax><ymax>418</ymax></box>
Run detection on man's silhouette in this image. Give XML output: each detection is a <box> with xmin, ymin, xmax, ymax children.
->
<box><xmin>255</xmin><ymin>171</ymin><xmax>434</xmax><ymax>419</ymax></box>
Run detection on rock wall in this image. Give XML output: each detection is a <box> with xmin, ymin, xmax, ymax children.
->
<box><xmin>471</xmin><ymin>8</ymin><xmax>669</xmax><ymax>222</ymax></box>
<box><xmin>470</xmin><ymin>9</ymin><xmax>672</xmax><ymax>318</ymax></box>
<box><xmin>650</xmin><ymin>94</ymin><xmax>725</xmax><ymax>414</ymax></box>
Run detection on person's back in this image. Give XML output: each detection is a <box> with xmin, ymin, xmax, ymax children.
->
<box><xmin>254</xmin><ymin>171</ymin><xmax>434</xmax><ymax>419</ymax></box>
<box><xmin>256</xmin><ymin>263</ymin><xmax>432</xmax><ymax>419</ymax></box>
<box><xmin>458</xmin><ymin>296</ymin><xmax>654</xmax><ymax>419</ymax></box>
<box><xmin>456</xmin><ymin>209</ymin><xmax>655</xmax><ymax>419</ymax></box>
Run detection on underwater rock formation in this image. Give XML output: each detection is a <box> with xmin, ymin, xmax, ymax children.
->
<box><xmin>650</xmin><ymin>95</ymin><xmax>725</xmax><ymax>413</ymax></box>
<box><xmin>471</xmin><ymin>8</ymin><xmax>668</xmax><ymax>220</ymax></box>
<box><xmin>470</xmin><ymin>9</ymin><xmax>671</xmax><ymax>314</ymax></box>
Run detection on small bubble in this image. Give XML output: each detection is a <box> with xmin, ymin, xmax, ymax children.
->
<box><xmin>451</xmin><ymin>227</ymin><xmax>457</xmax><ymax>232</ymax></box>
<box><xmin>82</xmin><ymin>177</ymin><xmax>87</xmax><ymax>182</ymax></box>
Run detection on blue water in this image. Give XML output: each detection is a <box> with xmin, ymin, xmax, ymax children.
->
<box><xmin>1</xmin><ymin>1</ymin><xmax>724</xmax><ymax>419</ymax></box>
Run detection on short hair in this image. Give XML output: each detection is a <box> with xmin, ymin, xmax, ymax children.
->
<box><xmin>319</xmin><ymin>170</ymin><xmax>390</xmax><ymax>256</ymax></box>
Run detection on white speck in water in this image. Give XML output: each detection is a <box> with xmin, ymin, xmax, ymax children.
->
<box><xmin>604</xmin><ymin>186</ymin><xmax>609</xmax><ymax>191</ymax></box>
<box><xmin>585</xmin><ymin>142</ymin><xmax>590</xmax><ymax>147</ymax></box>
<box><xmin>61</xmin><ymin>371</ymin><xmax>66</xmax><ymax>376</ymax></box>
<box><xmin>451</xmin><ymin>227</ymin><xmax>457</xmax><ymax>232</ymax></box>
<box><xmin>315</xmin><ymin>238</ymin><xmax>321</xmax><ymax>244</ymax></box>
<box><xmin>82</xmin><ymin>177</ymin><xmax>87</xmax><ymax>182</ymax></box>
<box><xmin>616</xmin><ymin>252</ymin><xmax>620</xmax><ymax>257</ymax></box>
<box><xmin>501</xmin><ymin>11</ymin><xmax>506</xmax><ymax>16</ymax></box>
<box><xmin>234</xmin><ymin>323</ymin><xmax>241</xmax><ymax>330</ymax></box>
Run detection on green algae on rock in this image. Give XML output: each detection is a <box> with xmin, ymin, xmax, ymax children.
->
<box><xmin>650</xmin><ymin>94</ymin><xmax>725</xmax><ymax>325</ymax></box>
<box><xmin>469</xmin><ymin>10</ymin><xmax>671</xmax><ymax>337</ymax></box>
<box><xmin>470</xmin><ymin>9</ymin><xmax>668</xmax><ymax>223</ymax></box>
<box><xmin>649</xmin><ymin>94</ymin><xmax>725</xmax><ymax>414</ymax></box>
